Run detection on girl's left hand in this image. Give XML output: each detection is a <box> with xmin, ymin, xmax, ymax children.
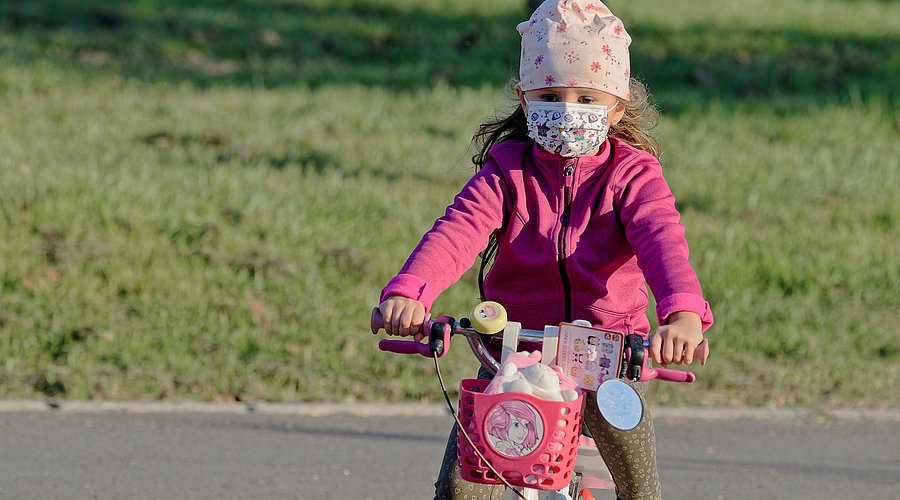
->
<box><xmin>650</xmin><ymin>311</ymin><xmax>708</xmax><ymax>366</ymax></box>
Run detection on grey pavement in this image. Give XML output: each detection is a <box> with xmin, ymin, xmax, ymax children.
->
<box><xmin>0</xmin><ymin>402</ymin><xmax>898</xmax><ymax>499</ymax></box>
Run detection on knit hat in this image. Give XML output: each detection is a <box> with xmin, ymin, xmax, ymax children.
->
<box><xmin>518</xmin><ymin>0</ymin><xmax>632</xmax><ymax>100</ymax></box>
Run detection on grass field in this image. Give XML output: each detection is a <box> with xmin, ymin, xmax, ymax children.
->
<box><xmin>0</xmin><ymin>0</ymin><xmax>897</xmax><ymax>408</ymax></box>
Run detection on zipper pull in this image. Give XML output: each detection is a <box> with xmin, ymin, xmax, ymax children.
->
<box><xmin>563</xmin><ymin>161</ymin><xmax>576</xmax><ymax>191</ymax></box>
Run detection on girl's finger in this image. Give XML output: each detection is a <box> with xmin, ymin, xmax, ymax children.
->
<box><xmin>683</xmin><ymin>341</ymin><xmax>695</xmax><ymax>365</ymax></box>
<box><xmin>390</xmin><ymin>307</ymin><xmax>403</xmax><ymax>336</ymax></box>
<box><xmin>408</xmin><ymin>307</ymin><xmax>426</xmax><ymax>339</ymax></box>
<box><xmin>412</xmin><ymin>307</ymin><xmax>427</xmax><ymax>334</ymax></box>
<box><xmin>398</xmin><ymin>306</ymin><xmax>415</xmax><ymax>337</ymax></box>
<box><xmin>671</xmin><ymin>339</ymin><xmax>685</xmax><ymax>364</ymax></box>
<box><xmin>662</xmin><ymin>334</ymin><xmax>675</xmax><ymax>365</ymax></box>
<box><xmin>696</xmin><ymin>338</ymin><xmax>710</xmax><ymax>365</ymax></box>
<box><xmin>649</xmin><ymin>332</ymin><xmax>664</xmax><ymax>364</ymax></box>
<box><xmin>380</xmin><ymin>302</ymin><xmax>395</xmax><ymax>336</ymax></box>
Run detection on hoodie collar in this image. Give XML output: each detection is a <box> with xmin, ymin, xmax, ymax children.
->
<box><xmin>531</xmin><ymin>138</ymin><xmax>614</xmax><ymax>174</ymax></box>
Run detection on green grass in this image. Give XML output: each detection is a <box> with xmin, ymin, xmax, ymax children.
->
<box><xmin>0</xmin><ymin>0</ymin><xmax>897</xmax><ymax>407</ymax></box>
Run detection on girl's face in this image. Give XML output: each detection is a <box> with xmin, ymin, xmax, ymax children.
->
<box><xmin>516</xmin><ymin>86</ymin><xmax>626</xmax><ymax>156</ymax></box>
<box><xmin>508</xmin><ymin>415</ymin><xmax>529</xmax><ymax>445</ymax></box>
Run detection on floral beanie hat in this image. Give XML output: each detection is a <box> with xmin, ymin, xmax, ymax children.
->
<box><xmin>518</xmin><ymin>0</ymin><xmax>632</xmax><ymax>100</ymax></box>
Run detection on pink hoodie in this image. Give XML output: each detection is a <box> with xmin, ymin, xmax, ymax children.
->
<box><xmin>381</xmin><ymin>138</ymin><xmax>713</xmax><ymax>336</ymax></box>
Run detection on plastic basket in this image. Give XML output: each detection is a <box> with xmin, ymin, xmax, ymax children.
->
<box><xmin>457</xmin><ymin>378</ymin><xmax>584</xmax><ymax>490</ymax></box>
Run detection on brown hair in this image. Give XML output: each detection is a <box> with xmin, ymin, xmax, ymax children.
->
<box><xmin>471</xmin><ymin>78</ymin><xmax>661</xmax><ymax>299</ymax></box>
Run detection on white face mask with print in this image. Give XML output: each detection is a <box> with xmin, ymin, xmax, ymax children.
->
<box><xmin>524</xmin><ymin>100</ymin><xmax>616</xmax><ymax>158</ymax></box>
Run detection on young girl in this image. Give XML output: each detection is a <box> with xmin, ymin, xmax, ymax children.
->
<box><xmin>378</xmin><ymin>1</ymin><xmax>713</xmax><ymax>498</ymax></box>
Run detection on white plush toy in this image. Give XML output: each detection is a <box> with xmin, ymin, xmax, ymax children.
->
<box><xmin>485</xmin><ymin>351</ymin><xmax>580</xmax><ymax>402</ymax></box>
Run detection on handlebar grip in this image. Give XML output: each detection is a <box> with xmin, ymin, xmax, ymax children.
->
<box><xmin>379</xmin><ymin>339</ymin><xmax>430</xmax><ymax>356</ymax></box>
<box><xmin>371</xmin><ymin>307</ymin><xmax>385</xmax><ymax>334</ymax></box>
<box><xmin>370</xmin><ymin>307</ymin><xmax>433</xmax><ymax>335</ymax></box>
<box><xmin>642</xmin><ymin>367</ymin><xmax>695</xmax><ymax>383</ymax></box>
<box><xmin>371</xmin><ymin>307</ymin><xmax>451</xmax><ymax>358</ymax></box>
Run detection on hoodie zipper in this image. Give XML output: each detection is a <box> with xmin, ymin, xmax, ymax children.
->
<box><xmin>558</xmin><ymin>161</ymin><xmax>576</xmax><ymax>322</ymax></box>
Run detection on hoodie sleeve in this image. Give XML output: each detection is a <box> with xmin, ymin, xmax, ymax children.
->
<box><xmin>614</xmin><ymin>156</ymin><xmax>714</xmax><ymax>332</ymax></box>
<box><xmin>380</xmin><ymin>161</ymin><xmax>507</xmax><ymax>311</ymax></box>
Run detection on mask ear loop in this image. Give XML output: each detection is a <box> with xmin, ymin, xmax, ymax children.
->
<box><xmin>607</xmin><ymin>100</ymin><xmax>622</xmax><ymax>129</ymax></box>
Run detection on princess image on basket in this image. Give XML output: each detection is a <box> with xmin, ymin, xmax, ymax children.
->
<box><xmin>485</xmin><ymin>401</ymin><xmax>544</xmax><ymax>457</ymax></box>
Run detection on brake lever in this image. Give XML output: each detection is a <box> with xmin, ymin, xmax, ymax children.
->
<box><xmin>624</xmin><ymin>334</ymin><xmax>645</xmax><ymax>381</ymax></box>
<box><xmin>428</xmin><ymin>317</ymin><xmax>455</xmax><ymax>356</ymax></box>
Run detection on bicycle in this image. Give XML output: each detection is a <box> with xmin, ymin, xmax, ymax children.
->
<box><xmin>371</xmin><ymin>301</ymin><xmax>698</xmax><ymax>500</ymax></box>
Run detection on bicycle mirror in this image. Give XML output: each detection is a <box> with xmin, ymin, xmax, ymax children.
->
<box><xmin>595</xmin><ymin>379</ymin><xmax>643</xmax><ymax>431</ymax></box>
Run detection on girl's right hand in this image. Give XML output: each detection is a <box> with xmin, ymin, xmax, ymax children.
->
<box><xmin>378</xmin><ymin>296</ymin><xmax>427</xmax><ymax>341</ymax></box>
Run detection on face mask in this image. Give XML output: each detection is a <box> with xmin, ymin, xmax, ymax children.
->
<box><xmin>524</xmin><ymin>100</ymin><xmax>616</xmax><ymax>158</ymax></box>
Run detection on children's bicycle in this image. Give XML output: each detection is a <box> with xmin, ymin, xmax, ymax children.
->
<box><xmin>371</xmin><ymin>301</ymin><xmax>698</xmax><ymax>500</ymax></box>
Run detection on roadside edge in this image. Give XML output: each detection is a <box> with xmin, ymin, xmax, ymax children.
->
<box><xmin>0</xmin><ymin>400</ymin><xmax>898</xmax><ymax>421</ymax></box>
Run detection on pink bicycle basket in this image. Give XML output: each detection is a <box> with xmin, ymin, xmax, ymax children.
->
<box><xmin>457</xmin><ymin>378</ymin><xmax>584</xmax><ymax>490</ymax></box>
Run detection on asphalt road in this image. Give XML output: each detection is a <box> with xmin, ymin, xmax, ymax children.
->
<box><xmin>0</xmin><ymin>407</ymin><xmax>898</xmax><ymax>500</ymax></box>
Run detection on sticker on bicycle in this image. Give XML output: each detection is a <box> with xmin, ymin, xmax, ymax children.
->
<box><xmin>555</xmin><ymin>323</ymin><xmax>625</xmax><ymax>392</ymax></box>
<box><xmin>484</xmin><ymin>400</ymin><xmax>545</xmax><ymax>458</ymax></box>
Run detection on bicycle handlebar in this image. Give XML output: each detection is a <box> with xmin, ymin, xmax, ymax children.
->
<box><xmin>642</xmin><ymin>366</ymin><xmax>696</xmax><ymax>383</ymax></box>
<box><xmin>371</xmin><ymin>308</ymin><xmax>452</xmax><ymax>358</ymax></box>
<box><xmin>371</xmin><ymin>306</ymin><xmax>698</xmax><ymax>383</ymax></box>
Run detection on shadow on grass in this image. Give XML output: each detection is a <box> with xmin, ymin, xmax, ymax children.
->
<box><xmin>2</xmin><ymin>0</ymin><xmax>896</xmax><ymax>110</ymax></box>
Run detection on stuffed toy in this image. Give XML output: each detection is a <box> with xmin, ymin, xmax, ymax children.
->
<box><xmin>484</xmin><ymin>351</ymin><xmax>580</xmax><ymax>402</ymax></box>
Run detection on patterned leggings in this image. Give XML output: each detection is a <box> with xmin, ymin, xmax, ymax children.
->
<box><xmin>433</xmin><ymin>370</ymin><xmax>661</xmax><ymax>500</ymax></box>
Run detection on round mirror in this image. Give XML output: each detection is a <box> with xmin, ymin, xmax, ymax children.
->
<box><xmin>595</xmin><ymin>379</ymin><xmax>643</xmax><ymax>431</ymax></box>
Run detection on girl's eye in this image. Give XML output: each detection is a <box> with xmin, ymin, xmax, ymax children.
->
<box><xmin>513</xmin><ymin>422</ymin><xmax>520</xmax><ymax>428</ymax></box>
<box><xmin>578</xmin><ymin>97</ymin><xmax>595</xmax><ymax>104</ymax></box>
<box><xmin>539</xmin><ymin>94</ymin><xmax>559</xmax><ymax>102</ymax></box>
